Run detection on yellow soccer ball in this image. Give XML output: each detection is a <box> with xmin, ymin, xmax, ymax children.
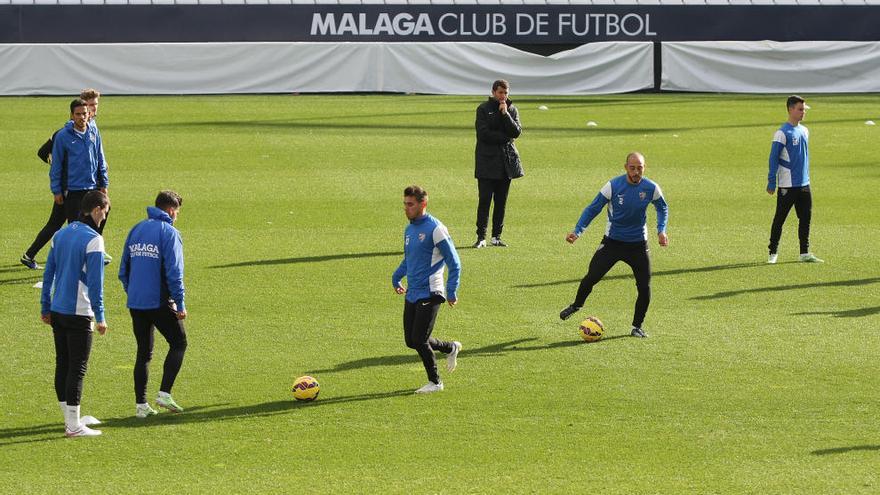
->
<box><xmin>579</xmin><ymin>317</ymin><xmax>605</xmax><ymax>342</ymax></box>
<box><xmin>292</xmin><ymin>375</ymin><xmax>320</xmax><ymax>401</ymax></box>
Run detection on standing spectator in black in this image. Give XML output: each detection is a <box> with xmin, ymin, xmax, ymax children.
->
<box><xmin>473</xmin><ymin>79</ymin><xmax>523</xmax><ymax>248</ymax></box>
<box><xmin>40</xmin><ymin>190</ymin><xmax>110</xmax><ymax>438</ymax></box>
<box><xmin>119</xmin><ymin>191</ymin><xmax>188</xmax><ymax>417</ymax></box>
<box><xmin>21</xmin><ymin>89</ymin><xmax>108</xmax><ymax>269</ymax></box>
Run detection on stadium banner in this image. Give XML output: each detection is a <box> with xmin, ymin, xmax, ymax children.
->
<box><xmin>0</xmin><ymin>42</ymin><xmax>654</xmax><ymax>95</ymax></box>
<box><xmin>0</xmin><ymin>5</ymin><xmax>878</xmax><ymax>43</ymax></box>
<box><xmin>662</xmin><ymin>41</ymin><xmax>880</xmax><ymax>93</ymax></box>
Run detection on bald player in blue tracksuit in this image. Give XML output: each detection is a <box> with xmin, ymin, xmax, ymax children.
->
<box><xmin>766</xmin><ymin>95</ymin><xmax>822</xmax><ymax>263</ymax></box>
<box><xmin>393</xmin><ymin>186</ymin><xmax>462</xmax><ymax>394</ymax></box>
<box><xmin>559</xmin><ymin>152</ymin><xmax>669</xmax><ymax>338</ymax></box>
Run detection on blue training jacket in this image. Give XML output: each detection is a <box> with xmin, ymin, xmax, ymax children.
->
<box><xmin>119</xmin><ymin>207</ymin><xmax>186</xmax><ymax>312</ymax></box>
<box><xmin>574</xmin><ymin>174</ymin><xmax>669</xmax><ymax>243</ymax></box>
<box><xmin>50</xmin><ymin>120</ymin><xmax>108</xmax><ymax>194</ymax></box>
<box><xmin>768</xmin><ymin>122</ymin><xmax>810</xmax><ymax>189</ymax></box>
<box><xmin>41</xmin><ymin>222</ymin><xmax>106</xmax><ymax>323</ymax></box>
<box><xmin>392</xmin><ymin>213</ymin><xmax>461</xmax><ymax>303</ymax></box>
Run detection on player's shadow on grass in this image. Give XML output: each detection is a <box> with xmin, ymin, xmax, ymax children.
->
<box><xmin>0</xmin><ymin>275</ymin><xmax>42</xmax><ymax>286</ymax></box>
<box><xmin>99</xmin><ymin>390</ymin><xmax>413</xmax><ymax>429</ymax></box>
<box><xmin>811</xmin><ymin>445</ymin><xmax>880</xmax><ymax>456</ymax></box>
<box><xmin>0</xmin><ymin>405</ymin><xmax>222</xmax><ymax>445</ymax></box>
<box><xmin>209</xmin><ymin>250</ymin><xmax>402</xmax><ymax>269</ymax></box>
<box><xmin>515</xmin><ymin>262</ymin><xmax>763</xmax><ymax>289</ymax></box>
<box><xmin>311</xmin><ymin>336</ymin><xmax>629</xmax><ymax>375</ymax></box>
<box><xmin>692</xmin><ymin>277</ymin><xmax>880</xmax><ymax>301</ymax></box>
<box><xmin>793</xmin><ymin>306</ymin><xmax>880</xmax><ymax>318</ymax></box>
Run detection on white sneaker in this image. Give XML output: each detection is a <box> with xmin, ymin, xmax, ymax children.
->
<box><xmin>767</xmin><ymin>253</ymin><xmax>778</xmax><ymax>264</ymax></box>
<box><xmin>415</xmin><ymin>382</ymin><xmax>444</xmax><ymax>394</ymax></box>
<box><xmin>136</xmin><ymin>403</ymin><xmax>158</xmax><ymax>419</ymax></box>
<box><xmin>447</xmin><ymin>341</ymin><xmax>462</xmax><ymax>372</ymax></box>
<box><xmin>800</xmin><ymin>253</ymin><xmax>824</xmax><ymax>263</ymax></box>
<box><xmin>81</xmin><ymin>415</ymin><xmax>101</xmax><ymax>426</ymax></box>
<box><xmin>65</xmin><ymin>425</ymin><xmax>102</xmax><ymax>438</ymax></box>
<box><xmin>472</xmin><ymin>239</ymin><xmax>487</xmax><ymax>249</ymax></box>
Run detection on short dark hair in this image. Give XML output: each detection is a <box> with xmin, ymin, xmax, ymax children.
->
<box><xmin>492</xmin><ymin>79</ymin><xmax>509</xmax><ymax>92</ymax></box>
<box><xmin>155</xmin><ymin>190</ymin><xmax>183</xmax><ymax>210</ymax></box>
<box><xmin>80</xmin><ymin>88</ymin><xmax>100</xmax><ymax>100</ymax></box>
<box><xmin>70</xmin><ymin>98</ymin><xmax>87</xmax><ymax>113</ymax></box>
<box><xmin>80</xmin><ymin>190</ymin><xmax>109</xmax><ymax>215</ymax></box>
<box><xmin>786</xmin><ymin>95</ymin><xmax>805</xmax><ymax>110</ymax></box>
<box><xmin>403</xmin><ymin>185</ymin><xmax>428</xmax><ymax>203</ymax></box>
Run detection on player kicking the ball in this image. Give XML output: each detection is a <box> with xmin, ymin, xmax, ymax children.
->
<box><xmin>559</xmin><ymin>152</ymin><xmax>669</xmax><ymax>338</ymax></box>
<box><xmin>392</xmin><ymin>185</ymin><xmax>462</xmax><ymax>394</ymax></box>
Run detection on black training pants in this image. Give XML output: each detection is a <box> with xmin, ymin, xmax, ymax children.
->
<box><xmin>768</xmin><ymin>186</ymin><xmax>812</xmax><ymax>255</ymax></box>
<box><xmin>572</xmin><ymin>237</ymin><xmax>652</xmax><ymax>329</ymax></box>
<box><xmin>64</xmin><ymin>189</ymin><xmax>109</xmax><ymax>235</ymax></box>
<box><xmin>131</xmin><ymin>307</ymin><xmax>188</xmax><ymax>404</ymax></box>
<box><xmin>476</xmin><ymin>178</ymin><xmax>511</xmax><ymax>239</ymax></box>
<box><xmin>403</xmin><ymin>295</ymin><xmax>454</xmax><ymax>385</ymax></box>
<box><xmin>51</xmin><ymin>312</ymin><xmax>94</xmax><ymax>407</ymax></box>
<box><xmin>26</xmin><ymin>201</ymin><xmax>66</xmax><ymax>259</ymax></box>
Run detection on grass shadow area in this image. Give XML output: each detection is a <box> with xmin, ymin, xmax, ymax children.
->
<box><xmin>793</xmin><ymin>306</ymin><xmax>880</xmax><ymax>318</ymax></box>
<box><xmin>210</xmin><ymin>251</ymin><xmax>402</xmax><ymax>269</ymax></box>
<box><xmin>100</xmin><ymin>391</ymin><xmax>413</xmax><ymax>429</ymax></box>
<box><xmin>515</xmin><ymin>262</ymin><xmax>764</xmax><ymax>289</ymax></box>
<box><xmin>812</xmin><ymin>445</ymin><xmax>880</xmax><ymax>456</ymax></box>
<box><xmin>692</xmin><ymin>277</ymin><xmax>880</xmax><ymax>301</ymax></box>
<box><xmin>312</xmin><ymin>335</ymin><xmax>632</xmax><ymax>375</ymax></box>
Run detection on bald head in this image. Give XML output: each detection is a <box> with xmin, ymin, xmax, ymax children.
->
<box><xmin>624</xmin><ymin>152</ymin><xmax>646</xmax><ymax>184</ymax></box>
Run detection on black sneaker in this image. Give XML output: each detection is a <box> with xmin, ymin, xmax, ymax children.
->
<box><xmin>559</xmin><ymin>305</ymin><xmax>581</xmax><ymax>321</ymax></box>
<box><xmin>490</xmin><ymin>237</ymin><xmax>507</xmax><ymax>247</ymax></box>
<box><xmin>630</xmin><ymin>327</ymin><xmax>649</xmax><ymax>338</ymax></box>
<box><xmin>20</xmin><ymin>254</ymin><xmax>41</xmax><ymax>270</ymax></box>
<box><xmin>472</xmin><ymin>239</ymin><xmax>487</xmax><ymax>249</ymax></box>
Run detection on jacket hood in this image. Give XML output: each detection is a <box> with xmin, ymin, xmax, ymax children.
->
<box><xmin>147</xmin><ymin>206</ymin><xmax>174</xmax><ymax>224</ymax></box>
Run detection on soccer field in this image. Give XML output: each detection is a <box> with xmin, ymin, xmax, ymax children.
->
<box><xmin>1</xmin><ymin>93</ymin><xmax>878</xmax><ymax>493</ymax></box>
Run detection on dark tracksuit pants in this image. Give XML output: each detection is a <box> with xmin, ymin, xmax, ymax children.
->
<box><xmin>64</xmin><ymin>189</ymin><xmax>109</xmax><ymax>235</ymax></box>
<box><xmin>572</xmin><ymin>237</ymin><xmax>652</xmax><ymax>329</ymax></box>
<box><xmin>52</xmin><ymin>312</ymin><xmax>94</xmax><ymax>407</ymax></box>
<box><xmin>768</xmin><ymin>186</ymin><xmax>812</xmax><ymax>255</ymax></box>
<box><xmin>25</xmin><ymin>201</ymin><xmax>66</xmax><ymax>259</ymax></box>
<box><xmin>476</xmin><ymin>178</ymin><xmax>511</xmax><ymax>240</ymax></box>
<box><xmin>403</xmin><ymin>294</ymin><xmax>454</xmax><ymax>385</ymax></box>
<box><xmin>131</xmin><ymin>306</ymin><xmax>188</xmax><ymax>404</ymax></box>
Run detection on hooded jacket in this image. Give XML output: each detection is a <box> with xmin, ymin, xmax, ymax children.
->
<box><xmin>119</xmin><ymin>207</ymin><xmax>186</xmax><ymax>312</ymax></box>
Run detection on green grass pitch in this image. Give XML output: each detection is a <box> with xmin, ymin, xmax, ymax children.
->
<box><xmin>1</xmin><ymin>93</ymin><xmax>878</xmax><ymax>493</ymax></box>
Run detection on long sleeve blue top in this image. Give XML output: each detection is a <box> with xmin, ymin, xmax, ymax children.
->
<box><xmin>574</xmin><ymin>174</ymin><xmax>669</xmax><ymax>243</ymax></box>
<box><xmin>392</xmin><ymin>213</ymin><xmax>461</xmax><ymax>303</ymax></box>
<box><xmin>768</xmin><ymin>122</ymin><xmax>810</xmax><ymax>190</ymax></box>
<box><xmin>119</xmin><ymin>207</ymin><xmax>186</xmax><ymax>312</ymax></box>
<box><xmin>49</xmin><ymin>121</ymin><xmax>108</xmax><ymax>194</ymax></box>
<box><xmin>41</xmin><ymin>222</ymin><xmax>106</xmax><ymax>323</ymax></box>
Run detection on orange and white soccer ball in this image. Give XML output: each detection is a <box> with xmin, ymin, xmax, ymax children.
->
<box><xmin>292</xmin><ymin>375</ymin><xmax>320</xmax><ymax>401</ymax></box>
<box><xmin>579</xmin><ymin>317</ymin><xmax>605</xmax><ymax>342</ymax></box>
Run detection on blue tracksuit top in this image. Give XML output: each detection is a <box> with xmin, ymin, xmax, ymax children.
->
<box><xmin>50</xmin><ymin>120</ymin><xmax>108</xmax><ymax>194</ymax></box>
<box><xmin>574</xmin><ymin>175</ymin><xmax>669</xmax><ymax>243</ymax></box>
<box><xmin>41</xmin><ymin>222</ymin><xmax>106</xmax><ymax>323</ymax></box>
<box><xmin>119</xmin><ymin>207</ymin><xmax>186</xmax><ymax>312</ymax></box>
<box><xmin>392</xmin><ymin>213</ymin><xmax>461</xmax><ymax>303</ymax></box>
<box><xmin>768</xmin><ymin>122</ymin><xmax>809</xmax><ymax>189</ymax></box>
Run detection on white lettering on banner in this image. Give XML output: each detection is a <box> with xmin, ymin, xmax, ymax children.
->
<box><xmin>310</xmin><ymin>13</ymin><xmax>434</xmax><ymax>36</ymax></box>
<box><xmin>311</xmin><ymin>11</ymin><xmax>656</xmax><ymax>38</ymax></box>
<box><xmin>556</xmin><ymin>13</ymin><xmax>655</xmax><ymax>37</ymax></box>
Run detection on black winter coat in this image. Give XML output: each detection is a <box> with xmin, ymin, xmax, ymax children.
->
<box><xmin>474</xmin><ymin>97</ymin><xmax>523</xmax><ymax>180</ymax></box>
